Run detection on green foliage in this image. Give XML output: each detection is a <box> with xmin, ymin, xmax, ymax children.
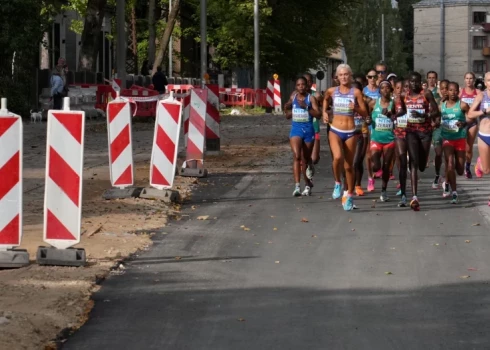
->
<box><xmin>180</xmin><ymin>0</ymin><xmax>356</xmax><ymax>77</ymax></box>
<box><xmin>342</xmin><ymin>0</ymin><xmax>409</xmax><ymax>76</ymax></box>
<box><xmin>0</xmin><ymin>0</ymin><xmax>57</xmax><ymax>115</ymax></box>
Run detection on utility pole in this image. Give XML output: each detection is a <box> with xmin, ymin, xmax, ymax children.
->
<box><xmin>254</xmin><ymin>0</ymin><xmax>260</xmax><ymax>91</ymax></box>
<box><xmin>381</xmin><ymin>14</ymin><xmax>385</xmax><ymax>62</ymax></box>
<box><xmin>440</xmin><ymin>0</ymin><xmax>445</xmax><ymax>78</ymax></box>
<box><xmin>116</xmin><ymin>0</ymin><xmax>126</xmax><ymax>87</ymax></box>
<box><xmin>200</xmin><ymin>0</ymin><xmax>207</xmax><ymax>85</ymax></box>
<box><xmin>169</xmin><ymin>0</ymin><xmax>173</xmax><ymax>78</ymax></box>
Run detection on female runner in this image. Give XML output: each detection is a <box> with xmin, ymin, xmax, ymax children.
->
<box><xmin>469</xmin><ymin>72</ymin><xmax>490</xmax><ymax>206</ymax></box>
<box><xmin>323</xmin><ymin>64</ymin><xmax>368</xmax><ymax>211</ymax></box>
<box><xmin>284</xmin><ymin>77</ymin><xmax>321</xmax><ymax>196</ymax></box>
<box><xmin>459</xmin><ymin>72</ymin><xmax>481</xmax><ymax>178</ymax></box>
<box><xmin>440</xmin><ymin>82</ymin><xmax>469</xmax><ymax>204</ymax></box>
<box><xmin>368</xmin><ymin>80</ymin><xmax>404</xmax><ymax>202</ymax></box>
<box><xmin>405</xmin><ymin>72</ymin><xmax>440</xmax><ymax>210</ymax></box>
<box><xmin>352</xmin><ymin>81</ymin><xmax>369</xmax><ymax>196</ymax></box>
<box><xmin>363</xmin><ymin>69</ymin><xmax>381</xmax><ymax>191</ymax></box>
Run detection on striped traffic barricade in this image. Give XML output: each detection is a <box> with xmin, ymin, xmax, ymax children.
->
<box><xmin>0</xmin><ymin>98</ymin><xmax>29</xmax><ymax>268</ymax></box>
<box><xmin>180</xmin><ymin>88</ymin><xmax>208</xmax><ymax>178</ymax></box>
<box><xmin>37</xmin><ymin>97</ymin><xmax>86</xmax><ymax>267</ymax></box>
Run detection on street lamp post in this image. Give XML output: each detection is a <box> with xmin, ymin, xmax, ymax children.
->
<box><xmin>200</xmin><ymin>0</ymin><xmax>207</xmax><ymax>85</ymax></box>
<box><xmin>254</xmin><ymin>0</ymin><xmax>259</xmax><ymax>91</ymax></box>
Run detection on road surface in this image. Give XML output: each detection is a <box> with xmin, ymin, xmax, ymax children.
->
<box><xmin>64</xmin><ymin>116</ymin><xmax>490</xmax><ymax>350</ymax></box>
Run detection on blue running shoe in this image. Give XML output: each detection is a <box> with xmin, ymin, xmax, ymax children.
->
<box><xmin>343</xmin><ymin>195</ymin><xmax>354</xmax><ymax>211</ymax></box>
<box><xmin>332</xmin><ymin>183</ymin><xmax>342</xmax><ymax>199</ymax></box>
<box><xmin>396</xmin><ymin>189</ymin><xmax>402</xmax><ymax>196</ymax></box>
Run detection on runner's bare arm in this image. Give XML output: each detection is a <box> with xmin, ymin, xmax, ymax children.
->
<box><xmin>460</xmin><ymin>101</ymin><xmax>470</xmax><ymax>127</ymax></box>
<box><xmin>425</xmin><ymin>90</ymin><xmax>440</xmax><ymax>122</ymax></box>
<box><xmin>394</xmin><ymin>96</ymin><xmax>406</xmax><ymax>119</ymax></box>
<box><xmin>354</xmin><ymin>89</ymin><xmax>368</xmax><ymax>117</ymax></box>
<box><xmin>310</xmin><ymin>96</ymin><xmax>321</xmax><ymax>119</ymax></box>
<box><xmin>322</xmin><ymin>88</ymin><xmax>333</xmax><ymax>123</ymax></box>
<box><xmin>468</xmin><ymin>93</ymin><xmax>484</xmax><ymax>120</ymax></box>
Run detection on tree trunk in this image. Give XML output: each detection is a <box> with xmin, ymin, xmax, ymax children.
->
<box><xmin>148</xmin><ymin>0</ymin><xmax>156</xmax><ymax>64</ymax></box>
<box><xmin>78</xmin><ymin>0</ymin><xmax>108</xmax><ymax>71</ymax></box>
<box><xmin>151</xmin><ymin>0</ymin><xmax>180</xmax><ymax>76</ymax></box>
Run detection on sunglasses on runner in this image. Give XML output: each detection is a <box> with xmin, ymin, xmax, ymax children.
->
<box><xmin>376</xmin><ymin>70</ymin><xmax>386</xmax><ymax>75</ymax></box>
<box><xmin>367</xmin><ymin>75</ymin><xmax>377</xmax><ymax>79</ymax></box>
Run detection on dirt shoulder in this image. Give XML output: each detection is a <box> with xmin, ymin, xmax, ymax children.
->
<box><xmin>0</xmin><ymin>114</ymin><xmax>290</xmax><ymax>349</ymax></box>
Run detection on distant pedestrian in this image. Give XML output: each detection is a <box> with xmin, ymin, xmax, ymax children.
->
<box><xmin>152</xmin><ymin>66</ymin><xmax>168</xmax><ymax>94</ymax></box>
<box><xmin>50</xmin><ymin>70</ymin><xmax>64</xmax><ymax>110</ymax></box>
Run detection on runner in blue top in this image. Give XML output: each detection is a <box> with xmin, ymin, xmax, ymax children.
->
<box><xmin>323</xmin><ymin>64</ymin><xmax>368</xmax><ymax>211</ymax></box>
<box><xmin>284</xmin><ymin>76</ymin><xmax>321</xmax><ymax>197</ymax></box>
<box><xmin>362</xmin><ymin>69</ymin><xmax>381</xmax><ymax>100</ymax></box>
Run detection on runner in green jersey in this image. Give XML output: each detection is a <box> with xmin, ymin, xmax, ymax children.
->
<box><xmin>441</xmin><ymin>82</ymin><xmax>470</xmax><ymax>204</ymax></box>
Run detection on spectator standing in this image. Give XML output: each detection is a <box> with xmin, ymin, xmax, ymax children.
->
<box><xmin>51</xmin><ymin>70</ymin><xmax>64</xmax><ymax>110</ymax></box>
<box><xmin>152</xmin><ymin>66</ymin><xmax>168</xmax><ymax>94</ymax></box>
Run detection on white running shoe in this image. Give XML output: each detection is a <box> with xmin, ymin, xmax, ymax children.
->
<box><xmin>306</xmin><ymin>163</ymin><xmax>315</xmax><ymax>180</ymax></box>
<box><xmin>380</xmin><ymin>190</ymin><xmax>390</xmax><ymax>202</ymax></box>
<box><xmin>302</xmin><ymin>186</ymin><xmax>312</xmax><ymax>196</ymax></box>
<box><xmin>293</xmin><ymin>187</ymin><xmax>301</xmax><ymax>197</ymax></box>
<box><xmin>442</xmin><ymin>182</ymin><xmax>451</xmax><ymax>198</ymax></box>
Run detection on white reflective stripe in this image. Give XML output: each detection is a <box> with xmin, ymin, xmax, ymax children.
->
<box><xmin>0</xmin><ymin>118</ymin><xmax>20</xmax><ymax>168</ymax></box>
<box><xmin>45</xmin><ymin>177</ymin><xmax>80</xmax><ymax>240</ymax></box>
<box><xmin>49</xmin><ymin>116</ymin><xmax>82</xmax><ymax>175</ymax></box>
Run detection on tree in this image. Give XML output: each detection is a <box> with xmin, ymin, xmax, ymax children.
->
<box><xmin>78</xmin><ymin>0</ymin><xmax>108</xmax><ymax>71</ymax></box>
<box><xmin>148</xmin><ymin>0</ymin><xmax>156</xmax><ymax>64</ymax></box>
<box><xmin>151</xmin><ymin>0</ymin><xmax>180</xmax><ymax>75</ymax></box>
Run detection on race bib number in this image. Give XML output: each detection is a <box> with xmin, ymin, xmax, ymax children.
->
<box><xmin>483</xmin><ymin>102</ymin><xmax>490</xmax><ymax>111</ymax></box>
<box><xmin>442</xmin><ymin>119</ymin><xmax>459</xmax><ymax>132</ymax></box>
<box><xmin>407</xmin><ymin>109</ymin><xmax>426</xmax><ymax>123</ymax></box>
<box><xmin>397</xmin><ymin>115</ymin><xmax>408</xmax><ymax>128</ymax></box>
<box><xmin>375</xmin><ymin>115</ymin><xmax>393</xmax><ymax>131</ymax></box>
<box><xmin>461</xmin><ymin>97</ymin><xmax>474</xmax><ymax>106</ymax></box>
<box><xmin>292</xmin><ymin>108</ymin><xmax>309</xmax><ymax>123</ymax></box>
<box><xmin>334</xmin><ymin>97</ymin><xmax>354</xmax><ymax>114</ymax></box>
<box><xmin>354</xmin><ymin>116</ymin><xmax>363</xmax><ymax>131</ymax></box>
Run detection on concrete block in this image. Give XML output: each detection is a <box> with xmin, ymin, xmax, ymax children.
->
<box><xmin>36</xmin><ymin>246</ymin><xmax>86</xmax><ymax>267</ymax></box>
<box><xmin>180</xmin><ymin>167</ymin><xmax>208</xmax><ymax>178</ymax></box>
<box><xmin>102</xmin><ymin>187</ymin><xmax>144</xmax><ymax>200</ymax></box>
<box><xmin>140</xmin><ymin>187</ymin><xmax>180</xmax><ymax>203</ymax></box>
<box><xmin>0</xmin><ymin>249</ymin><xmax>29</xmax><ymax>269</ymax></box>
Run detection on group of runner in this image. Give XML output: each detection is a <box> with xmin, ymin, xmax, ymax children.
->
<box><xmin>284</xmin><ymin>62</ymin><xmax>490</xmax><ymax>211</ymax></box>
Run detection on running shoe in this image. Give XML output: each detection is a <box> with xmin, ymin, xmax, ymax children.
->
<box><xmin>398</xmin><ymin>195</ymin><xmax>407</xmax><ymax>207</ymax></box>
<box><xmin>306</xmin><ymin>163</ymin><xmax>315</xmax><ymax>180</ymax></box>
<box><xmin>367</xmin><ymin>178</ymin><xmax>375</xmax><ymax>192</ymax></box>
<box><xmin>396</xmin><ymin>183</ymin><xmax>401</xmax><ymax>189</ymax></box>
<box><xmin>450</xmin><ymin>192</ymin><xmax>459</xmax><ymax>204</ymax></box>
<box><xmin>374</xmin><ymin>169</ymin><xmax>383</xmax><ymax>179</ymax></box>
<box><xmin>302</xmin><ymin>186</ymin><xmax>312</xmax><ymax>196</ymax></box>
<box><xmin>431</xmin><ymin>175</ymin><xmax>441</xmax><ymax>189</ymax></box>
<box><xmin>389</xmin><ymin>173</ymin><xmax>395</xmax><ymax>180</ymax></box>
<box><xmin>293</xmin><ymin>187</ymin><xmax>301</xmax><ymax>197</ymax></box>
<box><xmin>342</xmin><ymin>195</ymin><xmax>354</xmax><ymax>211</ymax></box>
<box><xmin>465</xmin><ymin>167</ymin><xmax>473</xmax><ymax>179</ymax></box>
<box><xmin>355</xmin><ymin>186</ymin><xmax>365</xmax><ymax>196</ymax></box>
<box><xmin>475</xmin><ymin>157</ymin><xmax>483</xmax><ymax>178</ymax></box>
<box><xmin>332</xmin><ymin>183</ymin><xmax>342</xmax><ymax>199</ymax></box>
<box><xmin>380</xmin><ymin>190</ymin><xmax>390</xmax><ymax>202</ymax></box>
<box><xmin>410</xmin><ymin>197</ymin><xmax>420</xmax><ymax>211</ymax></box>
<box><xmin>396</xmin><ymin>189</ymin><xmax>402</xmax><ymax>196</ymax></box>
<box><xmin>442</xmin><ymin>182</ymin><xmax>451</xmax><ymax>198</ymax></box>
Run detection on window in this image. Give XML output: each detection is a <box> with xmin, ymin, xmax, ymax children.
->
<box><xmin>473</xmin><ymin>12</ymin><xmax>487</xmax><ymax>24</ymax></box>
<box><xmin>473</xmin><ymin>36</ymin><xmax>487</xmax><ymax>49</ymax></box>
<box><xmin>473</xmin><ymin>60</ymin><xmax>487</xmax><ymax>73</ymax></box>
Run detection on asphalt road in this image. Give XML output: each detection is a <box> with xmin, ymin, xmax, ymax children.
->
<box><xmin>64</xmin><ymin>117</ymin><xmax>490</xmax><ymax>350</ymax></box>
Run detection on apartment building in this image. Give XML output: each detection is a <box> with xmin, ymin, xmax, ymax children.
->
<box><xmin>413</xmin><ymin>0</ymin><xmax>490</xmax><ymax>82</ymax></box>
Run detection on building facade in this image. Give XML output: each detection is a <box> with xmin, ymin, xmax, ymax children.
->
<box><xmin>414</xmin><ymin>0</ymin><xmax>490</xmax><ymax>82</ymax></box>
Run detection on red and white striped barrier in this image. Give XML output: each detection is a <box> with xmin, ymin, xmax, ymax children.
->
<box><xmin>150</xmin><ymin>94</ymin><xmax>182</xmax><ymax>189</ymax></box>
<box><xmin>266</xmin><ymin>80</ymin><xmax>274</xmax><ymax>109</ymax></box>
<box><xmin>205</xmin><ymin>84</ymin><xmax>220</xmax><ymax>151</ymax></box>
<box><xmin>107</xmin><ymin>98</ymin><xmax>134</xmax><ymax>188</ymax></box>
<box><xmin>44</xmin><ymin>102</ymin><xmax>85</xmax><ymax>249</ymax></box>
<box><xmin>181</xmin><ymin>88</ymin><xmax>208</xmax><ymax>177</ymax></box>
<box><xmin>274</xmin><ymin>80</ymin><xmax>282</xmax><ymax>112</ymax></box>
<box><xmin>183</xmin><ymin>93</ymin><xmax>191</xmax><ymax>147</ymax></box>
<box><xmin>0</xmin><ymin>100</ymin><xmax>23</xmax><ymax>249</ymax></box>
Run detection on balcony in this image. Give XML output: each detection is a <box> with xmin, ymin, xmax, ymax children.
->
<box><xmin>483</xmin><ymin>47</ymin><xmax>490</xmax><ymax>56</ymax></box>
<box><xmin>483</xmin><ymin>23</ymin><xmax>490</xmax><ymax>32</ymax></box>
